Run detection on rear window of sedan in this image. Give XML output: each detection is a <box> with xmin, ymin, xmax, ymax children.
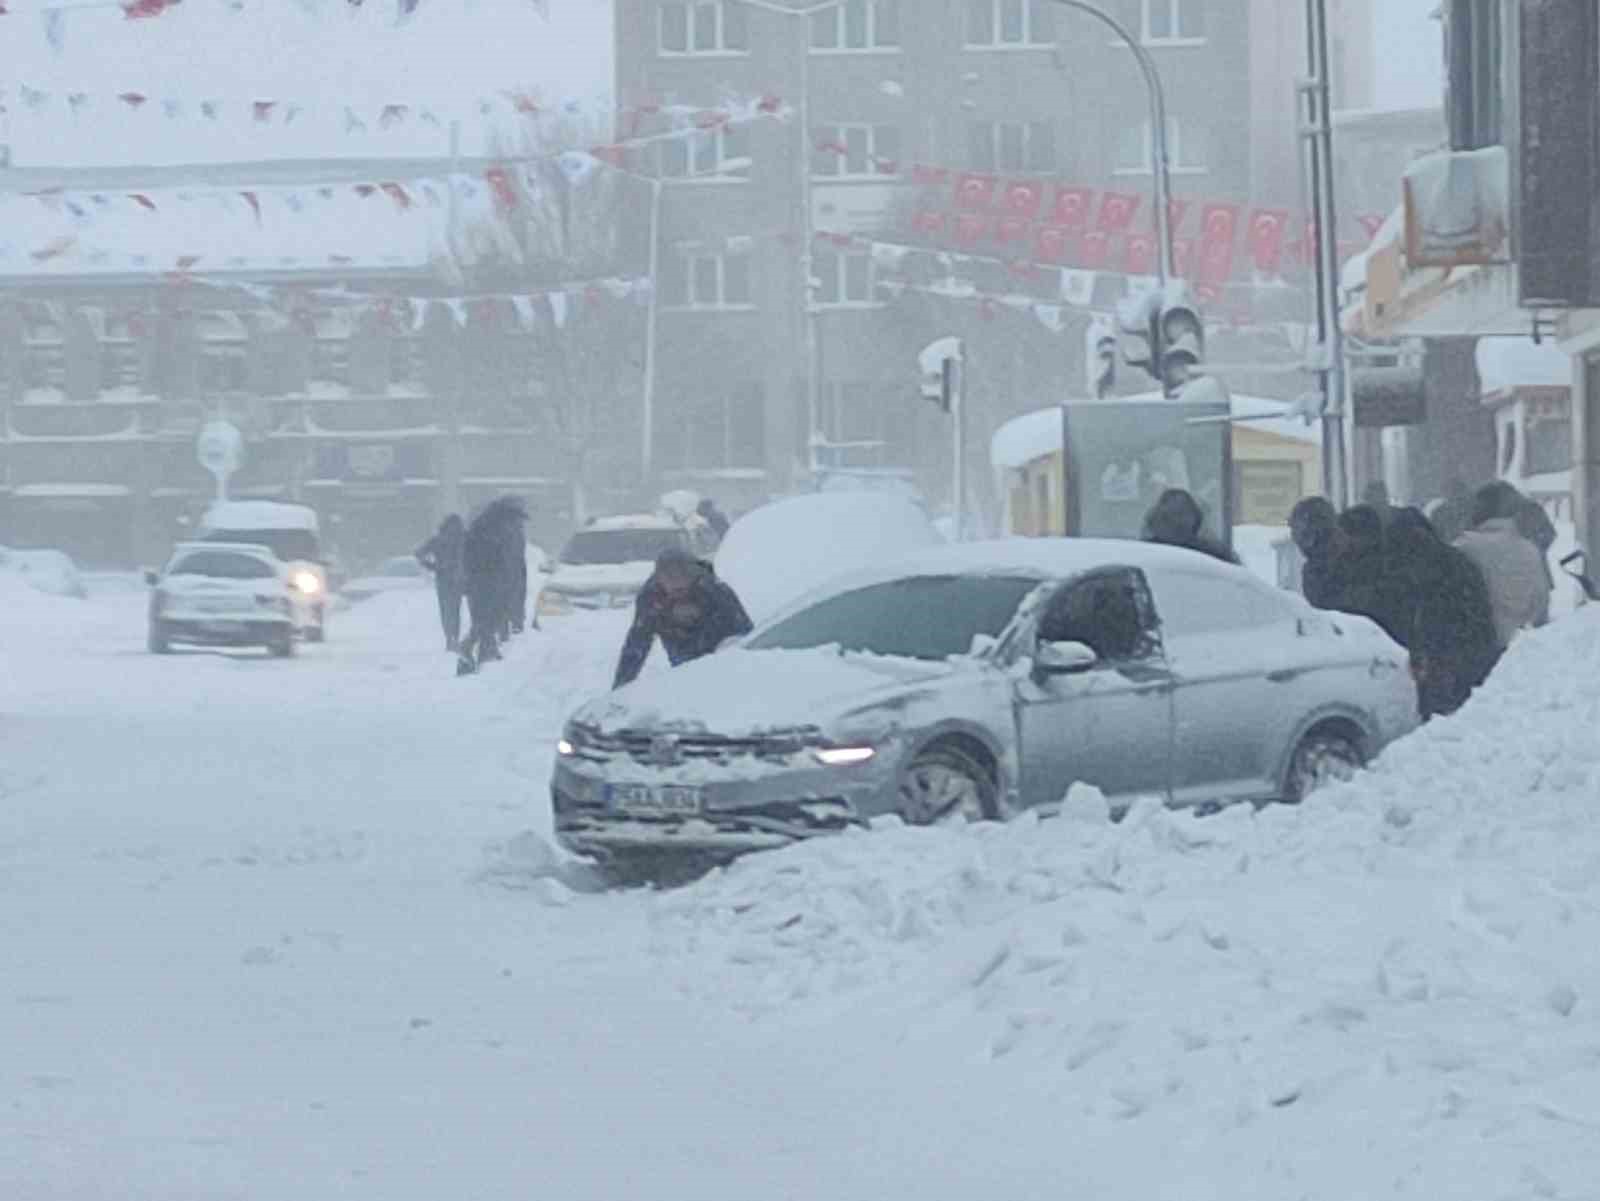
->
<box><xmin>169</xmin><ymin>552</ymin><xmax>277</xmax><ymax>581</ymax></box>
<box><xmin>747</xmin><ymin>574</ymin><xmax>1040</xmax><ymax>661</ymax></box>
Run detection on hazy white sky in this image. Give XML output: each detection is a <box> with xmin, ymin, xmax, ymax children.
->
<box><xmin>1371</xmin><ymin>0</ymin><xmax>1445</xmax><ymax>110</ymax></box>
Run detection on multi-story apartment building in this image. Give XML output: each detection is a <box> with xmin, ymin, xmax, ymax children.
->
<box><xmin>617</xmin><ymin>0</ymin><xmax>1374</xmax><ymax>519</ymax></box>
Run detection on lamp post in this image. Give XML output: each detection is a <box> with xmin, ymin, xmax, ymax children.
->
<box><xmin>1046</xmin><ymin>0</ymin><xmax>1175</xmax><ymax>285</ymax></box>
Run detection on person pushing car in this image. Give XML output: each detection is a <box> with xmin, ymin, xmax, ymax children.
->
<box><xmin>612</xmin><ymin>546</ymin><xmax>753</xmax><ymax>689</ymax></box>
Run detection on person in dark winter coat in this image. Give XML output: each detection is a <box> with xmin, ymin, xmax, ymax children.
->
<box><xmin>613</xmin><ymin>546</ymin><xmax>753</xmax><ymax>689</ymax></box>
<box><xmin>1289</xmin><ymin>496</ymin><xmax>1343</xmax><ymax>609</ymax></box>
<box><xmin>1429</xmin><ymin>475</ymin><xmax>1474</xmax><ymax>545</ymax></box>
<box><xmin>1140</xmin><ymin>488</ymin><xmax>1240</xmax><ymax>565</ymax></box>
<box><xmin>458</xmin><ymin>496</ymin><xmax>528</xmax><ymax>675</ymax></box>
<box><xmin>1329</xmin><ymin>505</ymin><xmax>1410</xmax><ymax>643</ymax></box>
<box><xmin>415</xmin><ymin>513</ymin><xmax>466</xmax><ymax>651</ymax></box>
<box><xmin>1386</xmin><ymin>508</ymin><xmax>1500</xmax><ymax>719</ymax></box>
<box><xmin>1513</xmin><ymin>493</ymin><xmax>1558</xmax><ymax>596</ymax></box>
<box><xmin>696</xmin><ymin>498</ymin><xmax>730</xmax><ymax>542</ymax></box>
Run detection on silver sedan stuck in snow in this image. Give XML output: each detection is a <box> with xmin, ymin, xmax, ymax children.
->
<box><xmin>550</xmin><ymin>540</ymin><xmax>1418</xmax><ymax>865</ymax></box>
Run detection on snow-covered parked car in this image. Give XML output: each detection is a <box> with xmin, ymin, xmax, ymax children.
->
<box><xmin>552</xmin><ymin>539</ymin><xmax>1418</xmax><ymax>865</ymax></box>
<box><xmin>145</xmin><ymin>542</ymin><xmax>297</xmax><ymax>658</ymax></box>
<box><xmin>536</xmin><ymin>515</ymin><xmax>701</xmax><ymax>618</ymax></box>
<box><xmin>0</xmin><ymin>545</ymin><xmax>88</xmax><ymax>598</ymax></box>
<box><xmin>715</xmin><ymin>490</ymin><xmax>943</xmax><ymax>624</ymax></box>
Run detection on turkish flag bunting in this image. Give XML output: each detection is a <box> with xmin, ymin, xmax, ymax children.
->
<box><xmin>1357</xmin><ymin>213</ymin><xmax>1386</xmax><ymax>242</ymax></box>
<box><xmin>123</xmin><ymin>0</ymin><xmax>169</xmax><ymax>17</ymax></box>
<box><xmin>1050</xmin><ymin>186</ymin><xmax>1094</xmax><ymax>229</ymax></box>
<box><xmin>239</xmin><ymin>191</ymin><xmax>261</xmax><ymax>224</ymax></box>
<box><xmin>1096</xmin><ymin>192</ymin><xmax>1141</xmax><ymax>234</ymax></box>
<box><xmin>1035</xmin><ymin>225</ymin><xmax>1073</xmax><ymax>264</ymax></box>
<box><xmin>128</xmin><ymin>193</ymin><xmax>157</xmax><ymax>212</ymax></box>
<box><xmin>953</xmin><ymin>213</ymin><xmax>989</xmax><ymax>245</ymax></box>
<box><xmin>911</xmin><ymin>210</ymin><xmax>946</xmax><ymax>237</ymax></box>
<box><xmin>1123</xmin><ymin>233</ymin><xmax>1157</xmax><ymax>276</ymax></box>
<box><xmin>354</xmin><ymin>184</ymin><xmax>378</xmax><ymax>199</ymax></box>
<box><xmin>953</xmin><ymin>173</ymin><xmax>997</xmax><ymax>212</ymax></box>
<box><xmin>1294</xmin><ymin>219</ymin><xmax>1320</xmax><ymax>264</ymax></box>
<box><xmin>1001</xmin><ymin>180</ymin><xmax>1045</xmax><ymax>220</ymax></box>
<box><xmin>911</xmin><ymin>164</ymin><xmax>950</xmax><ymax>187</ymax></box>
<box><xmin>1245</xmin><ymin>208</ymin><xmax>1291</xmax><ymax>274</ymax></box>
<box><xmin>1167</xmin><ymin>198</ymin><xmax>1191</xmax><ymax>233</ymax></box>
<box><xmin>1196</xmin><ymin>236</ymin><xmax>1236</xmax><ymax>286</ymax></box>
<box><xmin>1173</xmin><ymin>238</ymin><xmax>1196</xmax><ymax>278</ymax></box>
<box><xmin>380</xmin><ymin>182</ymin><xmax>413</xmax><ymax>210</ymax></box>
<box><xmin>1199</xmin><ymin>202</ymin><xmax>1242</xmax><ymax>247</ymax></box>
<box><xmin>996</xmin><ymin>215</ymin><xmax>1030</xmax><ymax>243</ymax></box>
<box><xmin>484</xmin><ymin>167</ymin><xmax>518</xmax><ymax>212</ymax></box>
<box><xmin>118</xmin><ymin>92</ymin><xmax>148</xmax><ymax>109</ymax></box>
<box><xmin>1080</xmin><ymin>231</ymin><xmax>1112</xmax><ymax>269</ymax></box>
<box><xmin>253</xmin><ymin>101</ymin><xmax>277</xmax><ymax>123</ymax></box>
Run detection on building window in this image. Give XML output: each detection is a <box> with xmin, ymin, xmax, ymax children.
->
<box><xmin>667</xmin><ymin>382</ymin><xmax>765</xmax><ymax>470</ymax></box>
<box><xmin>814</xmin><ymin>248</ymin><xmax>879</xmax><ymax>307</ymax></box>
<box><xmin>967</xmin><ymin>120</ymin><xmax>1056</xmax><ymax>173</ymax></box>
<box><xmin>1525</xmin><ymin>394</ymin><xmax>1574</xmax><ymax>477</ymax></box>
<box><xmin>1142</xmin><ymin>0</ymin><xmax>1206</xmax><ymax>44</ymax></box>
<box><xmin>659</xmin><ymin>1</ymin><xmax>749</xmax><ymax>56</ymax></box>
<box><xmin>658</xmin><ymin>124</ymin><xmax>752</xmax><ymax>180</ymax></box>
<box><xmin>661</xmin><ymin>248</ymin><xmax>755</xmax><ymax>310</ymax></box>
<box><xmin>965</xmin><ymin>0</ymin><xmax>1055</xmax><ymax>47</ymax></box>
<box><xmin>1116</xmin><ymin>116</ymin><xmax>1208</xmax><ymax>174</ymax></box>
<box><xmin>811</xmin><ymin>0</ymin><xmax>899</xmax><ymax>50</ymax></box>
<box><xmin>812</xmin><ymin>123</ymin><xmax>901</xmax><ymax>178</ymax></box>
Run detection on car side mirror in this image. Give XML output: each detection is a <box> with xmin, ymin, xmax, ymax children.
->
<box><xmin>143</xmin><ymin>570</ymin><xmax>159</xmax><ymax>587</ymax></box>
<box><xmin>1033</xmin><ymin>640</ymin><xmax>1098</xmax><ymax>677</ymax></box>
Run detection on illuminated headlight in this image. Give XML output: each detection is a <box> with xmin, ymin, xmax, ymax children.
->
<box><xmin>556</xmin><ymin>738</ymin><xmax>576</xmax><ymax>758</ymax></box>
<box><xmin>813</xmin><ymin>746</ymin><xmax>876</xmax><ymax>767</ymax></box>
<box><xmin>291</xmin><ymin>570</ymin><xmax>322</xmax><ymax>595</ymax></box>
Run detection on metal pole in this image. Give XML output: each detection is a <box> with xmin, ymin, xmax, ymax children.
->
<box><xmin>1048</xmin><ymin>0</ymin><xmax>1174</xmax><ymax>284</ymax></box>
<box><xmin>952</xmin><ymin>348</ymin><xmax>966</xmax><ymax>540</ymax></box>
<box><xmin>1311</xmin><ymin>0</ymin><xmax>1351</xmax><ymax>510</ymax></box>
<box><xmin>798</xmin><ymin>16</ymin><xmax>822</xmax><ymax>486</ymax></box>
<box><xmin>641</xmin><ymin>178</ymin><xmax>663</xmax><ymax>482</ymax></box>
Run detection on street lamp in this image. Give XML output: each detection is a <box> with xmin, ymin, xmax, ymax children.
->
<box><xmin>1046</xmin><ymin>0</ymin><xmax>1175</xmax><ymax>286</ymax></box>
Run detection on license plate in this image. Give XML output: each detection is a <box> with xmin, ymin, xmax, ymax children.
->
<box><xmin>607</xmin><ymin>784</ymin><xmax>703</xmax><ymax>816</ymax></box>
<box><xmin>198</xmin><ymin>598</ymin><xmax>248</xmax><ymax>613</ymax></box>
<box><xmin>201</xmin><ymin>621</ymin><xmax>246</xmax><ymax>634</ymax></box>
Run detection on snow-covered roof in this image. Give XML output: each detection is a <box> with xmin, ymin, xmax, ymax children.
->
<box><xmin>11</xmin><ymin>482</ymin><xmax>132</xmax><ymax>498</ymax></box>
<box><xmin>202</xmin><ymin>501</ymin><xmax>319</xmax><ymax>531</ymax></box>
<box><xmin>1476</xmin><ymin>338</ymin><xmax>1571</xmax><ymax>395</ymax></box>
<box><xmin>588</xmin><ymin>514</ymin><xmax>682</xmax><ymax>533</ymax></box>
<box><xmin>991</xmin><ymin>392</ymin><xmax>1319</xmax><ymax>471</ymax></box>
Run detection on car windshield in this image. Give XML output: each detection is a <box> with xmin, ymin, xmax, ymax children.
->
<box><xmin>560</xmin><ymin>528</ymin><xmax>686</xmax><ymax>566</ymax></box>
<box><xmin>204</xmin><ymin>528</ymin><xmax>319</xmax><ymax>563</ymax></box>
<box><xmin>747</xmin><ymin>575</ymin><xmax>1040</xmax><ymax>661</ymax></box>
<box><xmin>169</xmin><ymin>552</ymin><xmax>276</xmax><ymax>580</ymax></box>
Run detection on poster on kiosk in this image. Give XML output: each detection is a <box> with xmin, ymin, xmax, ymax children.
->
<box><xmin>1061</xmin><ymin>381</ymin><xmax>1233</xmax><ymax>551</ymax></box>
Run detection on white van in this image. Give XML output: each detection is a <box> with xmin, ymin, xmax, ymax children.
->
<box><xmin>197</xmin><ymin>502</ymin><xmax>329</xmax><ymax>641</ymax></box>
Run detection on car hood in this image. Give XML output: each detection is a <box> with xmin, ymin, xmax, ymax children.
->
<box><xmin>577</xmin><ymin>646</ymin><xmax>963</xmax><ymax>739</ymax></box>
<box><xmin>547</xmin><ymin>562</ymin><xmax>654</xmax><ymax>595</ymax></box>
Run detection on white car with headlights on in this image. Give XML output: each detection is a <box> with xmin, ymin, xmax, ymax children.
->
<box><xmin>551</xmin><ymin>539</ymin><xmax>1419</xmax><ymax>870</ymax></box>
<box><xmin>146</xmin><ymin>543</ymin><xmax>297</xmax><ymax>657</ymax></box>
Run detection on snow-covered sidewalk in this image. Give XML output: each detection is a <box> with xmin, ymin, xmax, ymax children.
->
<box><xmin>4</xmin><ymin>574</ymin><xmax>1599</xmax><ymax>1199</ymax></box>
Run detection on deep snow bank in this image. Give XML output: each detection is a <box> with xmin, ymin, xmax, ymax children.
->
<box><xmin>647</xmin><ymin>611</ymin><xmax>1600</xmax><ymax>1194</ymax></box>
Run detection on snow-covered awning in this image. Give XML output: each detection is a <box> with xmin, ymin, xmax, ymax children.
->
<box><xmin>11</xmin><ymin>483</ymin><xmax>132</xmax><ymax>499</ymax></box>
<box><xmin>1476</xmin><ymin>338</ymin><xmax>1572</xmax><ymax>397</ymax></box>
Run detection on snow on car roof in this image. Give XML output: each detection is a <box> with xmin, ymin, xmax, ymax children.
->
<box><xmin>202</xmin><ymin>502</ymin><xmax>319</xmax><ymax>532</ymax></box>
<box><xmin>585</xmin><ymin>514</ymin><xmax>683</xmax><ymax>532</ymax></box>
<box><xmin>171</xmin><ymin>541</ymin><xmax>282</xmax><ymax>561</ymax></box>
<box><xmin>760</xmin><ymin>536</ymin><xmax>1249</xmax><ymax>624</ymax></box>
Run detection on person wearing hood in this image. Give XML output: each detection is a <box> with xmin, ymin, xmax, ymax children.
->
<box><xmin>1454</xmin><ymin>481</ymin><xmax>1550</xmax><ymax>650</ymax></box>
<box><xmin>1140</xmin><ymin>488</ymin><xmax>1240</xmax><ymax>565</ymax></box>
<box><xmin>458</xmin><ymin>496</ymin><xmax>528</xmax><ymax>675</ymax></box>
<box><xmin>1328</xmin><ymin>504</ymin><xmax>1409</xmax><ymax>644</ymax></box>
<box><xmin>613</xmin><ymin>546</ymin><xmax>753</xmax><ymax>689</ymax></box>
<box><xmin>415</xmin><ymin>513</ymin><xmax>466</xmax><ymax>651</ymax></box>
<box><xmin>1288</xmin><ymin>496</ymin><xmax>1343</xmax><ymax>609</ymax></box>
<box><xmin>696</xmin><ymin>497</ymin><xmax>731</xmax><ymax>541</ymax></box>
<box><xmin>1386</xmin><ymin>508</ymin><xmax>1500</xmax><ymax>719</ymax></box>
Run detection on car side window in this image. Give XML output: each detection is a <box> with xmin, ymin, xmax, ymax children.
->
<box><xmin>1038</xmin><ymin>569</ymin><xmax>1161</xmax><ymax>663</ymax></box>
<box><xmin>1147</xmin><ymin>571</ymin><xmax>1297</xmax><ymax>638</ymax></box>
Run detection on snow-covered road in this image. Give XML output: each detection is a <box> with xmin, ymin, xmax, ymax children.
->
<box><xmin>5</xmin><ymin>576</ymin><xmax>1600</xmax><ymax>1200</ymax></box>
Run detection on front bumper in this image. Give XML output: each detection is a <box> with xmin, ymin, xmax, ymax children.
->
<box><xmin>550</xmin><ymin>754</ymin><xmax>895</xmax><ymax>859</ymax></box>
<box><xmin>156</xmin><ymin>617</ymin><xmax>291</xmax><ymax>646</ymax></box>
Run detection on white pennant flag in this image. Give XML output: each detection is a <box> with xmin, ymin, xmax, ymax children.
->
<box><xmin>549</xmin><ymin>291</ymin><xmax>569</xmax><ymax>329</ymax></box>
<box><xmin>511</xmin><ymin>295</ymin><xmax>537</xmax><ymax>329</ymax></box>
<box><xmin>412</xmin><ymin>299</ymin><xmax>430</xmax><ymax>331</ymax></box>
<box><xmin>444</xmin><ymin>299</ymin><xmax>467</xmax><ymax>327</ymax></box>
<box><xmin>556</xmin><ymin>152</ymin><xmax>600</xmax><ymax>186</ymax></box>
<box><xmin>869</xmin><ymin>241</ymin><xmax>909</xmax><ymax>270</ymax></box>
<box><xmin>1059</xmin><ymin>270</ymin><xmax>1096</xmax><ymax>307</ymax></box>
<box><xmin>1033</xmin><ymin>304</ymin><xmax>1065</xmax><ymax>333</ymax></box>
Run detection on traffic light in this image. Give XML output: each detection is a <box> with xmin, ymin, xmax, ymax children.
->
<box><xmin>918</xmin><ymin>336</ymin><xmax>962</xmax><ymax>414</ymax></box>
<box><xmin>1157</xmin><ymin>282</ymin><xmax>1205</xmax><ymax>394</ymax></box>
<box><xmin>1116</xmin><ymin>289</ymin><xmax>1161</xmax><ymax>381</ymax></box>
<box><xmin>1085</xmin><ymin>315</ymin><xmax>1117</xmax><ymax>399</ymax></box>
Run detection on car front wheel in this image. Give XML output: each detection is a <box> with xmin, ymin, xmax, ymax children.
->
<box><xmin>898</xmin><ymin>744</ymin><xmax>996</xmax><ymax>825</ymax></box>
<box><xmin>268</xmin><ymin>632</ymin><xmax>295</xmax><ymax>659</ymax></box>
<box><xmin>1284</xmin><ymin>730</ymin><xmax>1362</xmax><ymax>802</ymax></box>
<box><xmin>147</xmin><ymin>624</ymin><xmax>171</xmax><ymax>655</ymax></box>
<box><xmin>305</xmin><ymin>607</ymin><xmax>326</xmax><ymax>643</ymax></box>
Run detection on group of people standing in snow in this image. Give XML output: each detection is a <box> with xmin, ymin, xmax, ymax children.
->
<box><xmin>1289</xmin><ymin>480</ymin><xmax>1553</xmax><ymax>720</ymax></box>
<box><xmin>415</xmin><ymin>496</ymin><xmax>532</xmax><ymax>676</ymax></box>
